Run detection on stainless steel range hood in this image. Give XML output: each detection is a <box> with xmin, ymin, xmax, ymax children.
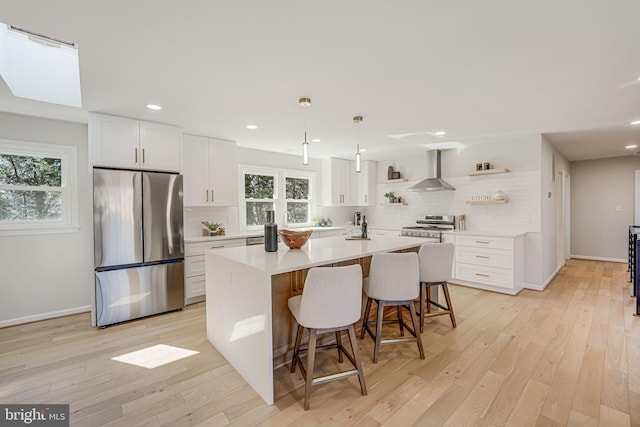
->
<box><xmin>407</xmin><ymin>149</ymin><xmax>455</xmax><ymax>191</ymax></box>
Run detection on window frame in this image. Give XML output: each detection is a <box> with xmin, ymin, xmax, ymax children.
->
<box><xmin>239</xmin><ymin>164</ymin><xmax>315</xmax><ymax>230</ymax></box>
<box><xmin>0</xmin><ymin>138</ymin><xmax>79</xmax><ymax>235</ymax></box>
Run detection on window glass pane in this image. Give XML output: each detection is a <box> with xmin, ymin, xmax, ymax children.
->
<box><xmin>0</xmin><ymin>154</ymin><xmax>62</xmax><ymax>187</ymax></box>
<box><xmin>245</xmin><ymin>174</ymin><xmax>274</xmax><ymax>199</ymax></box>
<box><xmin>286</xmin><ymin>201</ymin><xmax>309</xmax><ymax>224</ymax></box>
<box><xmin>286</xmin><ymin>177</ymin><xmax>308</xmax><ymax>200</ymax></box>
<box><xmin>0</xmin><ymin>190</ymin><xmax>62</xmax><ymax>221</ymax></box>
<box><xmin>246</xmin><ymin>201</ymin><xmax>274</xmax><ymax>226</ymax></box>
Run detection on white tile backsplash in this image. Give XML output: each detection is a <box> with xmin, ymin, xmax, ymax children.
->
<box><xmin>184</xmin><ymin>206</ymin><xmax>239</xmax><ymax>238</ymax></box>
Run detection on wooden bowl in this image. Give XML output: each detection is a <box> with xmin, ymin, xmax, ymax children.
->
<box><xmin>279</xmin><ymin>229</ymin><xmax>313</xmax><ymax>249</ymax></box>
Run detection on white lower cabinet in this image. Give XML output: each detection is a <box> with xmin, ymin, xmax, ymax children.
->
<box><xmin>185</xmin><ymin>238</ymin><xmax>246</xmax><ymax>303</ymax></box>
<box><xmin>451</xmin><ymin>234</ymin><xmax>524</xmax><ymax>295</ymax></box>
<box><xmin>368</xmin><ymin>228</ymin><xmax>400</xmax><ymax>237</ymax></box>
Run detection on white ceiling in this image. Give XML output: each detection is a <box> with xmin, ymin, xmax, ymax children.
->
<box><xmin>0</xmin><ymin>1</ymin><xmax>639</xmax><ymax>162</ymax></box>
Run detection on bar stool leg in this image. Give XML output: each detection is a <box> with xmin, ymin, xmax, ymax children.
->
<box><xmin>373</xmin><ymin>300</ymin><xmax>385</xmax><ymax>364</ymax></box>
<box><xmin>347</xmin><ymin>324</ymin><xmax>367</xmax><ymax>396</ymax></box>
<box><xmin>441</xmin><ymin>282</ymin><xmax>457</xmax><ymax>328</ymax></box>
<box><xmin>360</xmin><ymin>297</ymin><xmax>372</xmax><ymax>339</ymax></box>
<box><xmin>291</xmin><ymin>324</ymin><xmax>304</xmax><ymax>373</ymax></box>
<box><xmin>336</xmin><ymin>331</ymin><xmax>344</xmax><ymax>363</ymax></box>
<box><xmin>304</xmin><ymin>329</ymin><xmax>318</xmax><ymax>410</ymax></box>
<box><xmin>419</xmin><ymin>282</ymin><xmax>426</xmax><ymax>334</ymax></box>
<box><xmin>397</xmin><ymin>306</ymin><xmax>405</xmax><ymax>336</ymax></box>
<box><xmin>408</xmin><ymin>302</ymin><xmax>425</xmax><ymax>359</ymax></box>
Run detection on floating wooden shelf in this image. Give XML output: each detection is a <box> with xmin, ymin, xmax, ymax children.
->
<box><xmin>381</xmin><ymin>178</ymin><xmax>408</xmax><ymax>183</ymax></box>
<box><xmin>381</xmin><ymin>203</ymin><xmax>408</xmax><ymax>206</ymax></box>
<box><xmin>465</xmin><ymin>200</ymin><xmax>509</xmax><ymax>205</ymax></box>
<box><xmin>467</xmin><ymin>168</ymin><xmax>510</xmax><ymax>176</ymax></box>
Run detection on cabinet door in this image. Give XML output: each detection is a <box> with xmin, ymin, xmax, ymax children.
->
<box><xmin>357</xmin><ymin>160</ymin><xmax>377</xmax><ymax>206</ymax></box>
<box><xmin>208</xmin><ymin>138</ymin><xmax>237</xmax><ymax>206</ymax></box>
<box><xmin>182</xmin><ymin>134</ymin><xmax>211</xmax><ymax>206</ymax></box>
<box><xmin>139</xmin><ymin>121</ymin><xmax>182</xmax><ymax>172</ymax></box>
<box><xmin>322</xmin><ymin>158</ymin><xmax>354</xmax><ymax>206</ymax></box>
<box><xmin>89</xmin><ymin>113</ymin><xmax>140</xmax><ymax>168</ymax></box>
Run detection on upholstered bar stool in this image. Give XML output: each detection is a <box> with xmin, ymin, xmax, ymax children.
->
<box><xmin>288</xmin><ymin>264</ymin><xmax>367</xmax><ymax>410</ymax></box>
<box><xmin>360</xmin><ymin>252</ymin><xmax>425</xmax><ymax>364</ymax></box>
<box><xmin>417</xmin><ymin>242</ymin><xmax>456</xmax><ymax>333</ymax></box>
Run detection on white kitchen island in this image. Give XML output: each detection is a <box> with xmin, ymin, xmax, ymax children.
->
<box><xmin>205</xmin><ymin>235</ymin><xmax>423</xmax><ymax>404</ymax></box>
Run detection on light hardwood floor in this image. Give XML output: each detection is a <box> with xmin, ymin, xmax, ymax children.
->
<box><xmin>1</xmin><ymin>259</ymin><xmax>639</xmax><ymax>426</ymax></box>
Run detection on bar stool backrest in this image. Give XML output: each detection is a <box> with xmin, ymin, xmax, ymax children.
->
<box><xmin>418</xmin><ymin>242</ymin><xmax>454</xmax><ymax>283</ymax></box>
<box><xmin>366</xmin><ymin>252</ymin><xmax>419</xmax><ymax>301</ymax></box>
<box><xmin>298</xmin><ymin>264</ymin><xmax>363</xmax><ymax>329</ymax></box>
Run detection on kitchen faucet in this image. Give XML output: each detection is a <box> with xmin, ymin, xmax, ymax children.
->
<box><xmin>283</xmin><ymin>210</ymin><xmax>292</xmax><ymax>227</ymax></box>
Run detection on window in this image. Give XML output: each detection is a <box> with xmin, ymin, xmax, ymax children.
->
<box><xmin>285</xmin><ymin>176</ymin><xmax>310</xmax><ymax>225</ymax></box>
<box><xmin>0</xmin><ymin>139</ymin><xmax>78</xmax><ymax>235</ymax></box>
<box><xmin>240</xmin><ymin>165</ymin><xmax>314</xmax><ymax>229</ymax></box>
<box><xmin>243</xmin><ymin>171</ymin><xmax>276</xmax><ymax>226</ymax></box>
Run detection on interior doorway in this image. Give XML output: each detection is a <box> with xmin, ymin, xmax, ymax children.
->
<box><xmin>557</xmin><ymin>171</ymin><xmax>570</xmax><ymax>269</ymax></box>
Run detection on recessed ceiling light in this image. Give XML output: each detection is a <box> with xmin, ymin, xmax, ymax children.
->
<box><xmin>632</xmin><ymin>120</ymin><xmax>640</xmax><ymax>126</ymax></box>
<box><xmin>435</xmin><ymin>131</ymin><xmax>446</xmax><ymax>136</ymax></box>
<box><xmin>626</xmin><ymin>144</ymin><xmax>638</xmax><ymax>149</ymax></box>
<box><xmin>146</xmin><ymin>104</ymin><xmax>162</xmax><ymax>110</ymax></box>
<box><xmin>360</xmin><ymin>148</ymin><xmax>367</xmax><ymax>152</ymax></box>
<box><xmin>311</xmin><ymin>139</ymin><xmax>320</xmax><ymax>143</ymax></box>
<box><xmin>246</xmin><ymin>125</ymin><xmax>257</xmax><ymax>130</ymax></box>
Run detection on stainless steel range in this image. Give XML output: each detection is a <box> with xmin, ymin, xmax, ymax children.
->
<box><xmin>401</xmin><ymin>215</ymin><xmax>456</xmax><ymax>241</ymax></box>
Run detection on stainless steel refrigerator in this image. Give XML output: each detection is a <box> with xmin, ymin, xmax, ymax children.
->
<box><xmin>93</xmin><ymin>168</ymin><xmax>184</xmax><ymax>327</ymax></box>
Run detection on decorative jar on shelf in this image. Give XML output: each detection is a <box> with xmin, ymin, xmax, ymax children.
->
<box><xmin>493</xmin><ymin>190</ymin><xmax>507</xmax><ymax>201</ymax></box>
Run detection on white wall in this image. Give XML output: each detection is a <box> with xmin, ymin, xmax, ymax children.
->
<box><xmin>0</xmin><ymin>112</ymin><xmax>93</xmax><ymax>326</ymax></box>
<box><xmin>570</xmin><ymin>155</ymin><xmax>639</xmax><ymax>261</ymax></box>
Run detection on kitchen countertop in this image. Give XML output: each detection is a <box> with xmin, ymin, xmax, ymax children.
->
<box><xmin>205</xmin><ymin>234</ymin><xmax>421</xmax><ymax>275</ymax></box>
<box><xmin>442</xmin><ymin>230</ymin><xmax>527</xmax><ymax>238</ymax></box>
<box><xmin>185</xmin><ymin>226</ymin><xmax>345</xmax><ymax>243</ymax></box>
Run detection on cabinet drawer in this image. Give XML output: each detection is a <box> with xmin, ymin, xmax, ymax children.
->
<box><xmin>185</xmin><ymin>276</ymin><xmax>205</xmax><ymax>298</ymax></box>
<box><xmin>456</xmin><ymin>263</ymin><xmax>514</xmax><ymax>289</ymax></box>
<box><xmin>456</xmin><ymin>246</ymin><xmax>513</xmax><ymax>269</ymax></box>
<box><xmin>185</xmin><ymin>255</ymin><xmax>205</xmax><ymax>277</ymax></box>
<box><xmin>455</xmin><ymin>235</ymin><xmax>512</xmax><ymax>250</ymax></box>
<box><xmin>185</xmin><ymin>238</ymin><xmax>245</xmax><ymax>256</ymax></box>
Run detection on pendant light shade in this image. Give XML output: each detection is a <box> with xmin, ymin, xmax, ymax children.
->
<box><xmin>300</xmin><ymin>97</ymin><xmax>311</xmax><ymax>165</ymax></box>
<box><xmin>353</xmin><ymin>116</ymin><xmax>363</xmax><ymax>173</ymax></box>
<box><xmin>302</xmin><ymin>131</ymin><xmax>309</xmax><ymax>165</ymax></box>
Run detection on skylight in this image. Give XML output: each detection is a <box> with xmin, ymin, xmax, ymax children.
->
<box><xmin>0</xmin><ymin>23</ymin><xmax>81</xmax><ymax>107</ymax></box>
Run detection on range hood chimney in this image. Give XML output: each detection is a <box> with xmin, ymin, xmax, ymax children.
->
<box><xmin>407</xmin><ymin>149</ymin><xmax>455</xmax><ymax>192</ymax></box>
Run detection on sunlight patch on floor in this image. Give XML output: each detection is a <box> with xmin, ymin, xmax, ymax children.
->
<box><xmin>111</xmin><ymin>344</ymin><xmax>199</xmax><ymax>369</ymax></box>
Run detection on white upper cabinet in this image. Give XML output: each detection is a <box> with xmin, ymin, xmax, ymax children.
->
<box><xmin>181</xmin><ymin>134</ymin><xmax>237</xmax><ymax>207</ymax></box>
<box><xmin>89</xmin><ymin>112</ymin><xmax>181</xmax><ymax>172</ymax></box>
<box><xmin>322</xmin><ymin>158</ymin><xmax>356</xmax><ymax>206</ymax></box>
<box><xmin>356</xmin><ymin>160</ymin><xmax>377</xmax><ymax>206</ymax></box>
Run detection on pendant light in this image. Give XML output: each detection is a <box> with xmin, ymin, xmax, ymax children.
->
<box><xmin>299</xmin><ymin>97</ymin><xmax>311</xmax><ymax>165</ymax></box>
<box><xmin>353</xmin><ymin>115</ymin><xmax>363</xmax><ymax>173</ymax></box>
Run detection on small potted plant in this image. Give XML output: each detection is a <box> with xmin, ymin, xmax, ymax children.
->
<box><xmin>384</xmin><ymin>192</ymin><xmax>395</xmax><ymax>203</ymax></box>
<box><xmin>202</xmin><ymin>221</ymin><xmax>222</xmax><ymax>236</ymax></box>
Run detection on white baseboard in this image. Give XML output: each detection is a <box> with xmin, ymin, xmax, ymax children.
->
<box><xmin>570</xmin><ymin>255</ymin><xmax>626</xmax><ymax>263</ymax></box>
<box><xmin>0</xmin><ymin>305</ymin><xmax>91</xmax><ymax>328</ymax></box>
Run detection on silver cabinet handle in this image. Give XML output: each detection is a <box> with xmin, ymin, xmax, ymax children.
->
<box><xmin>142</xmin><ymin>148</ymin><xmax>145</xmax><ymax>163</ymax></box>
<box><xmin>135</xmin><ymin>148</ymin><xmax>138</xmax><ymax>164</ymax></box>
<box><xmin>475</xmin><ymin>240</ymin><xmax>490</xmax><ymax>244</ymax></box>
<box><xmin>475</xmin><ymin>273</ymin><xmax>490</xmax><ymax>277</ymax></box>
<box><xmin>475</xmin><ymin>255</ymin><xmax>490</xmax><ymax>259</ymax></box>
<box><xmin>210</xmin><ymin>245</ymin><xmax>225</xmax><ymax>249</ymax></box>
<box><xmin>206</xmin><ymin>190</ymin><xmax>209</xmax><ymax>202</ymax></box>
<box><xmin>365</xmin><ymin>194</ymin><xmax>368</xmax><ymax>203</ymax></box>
